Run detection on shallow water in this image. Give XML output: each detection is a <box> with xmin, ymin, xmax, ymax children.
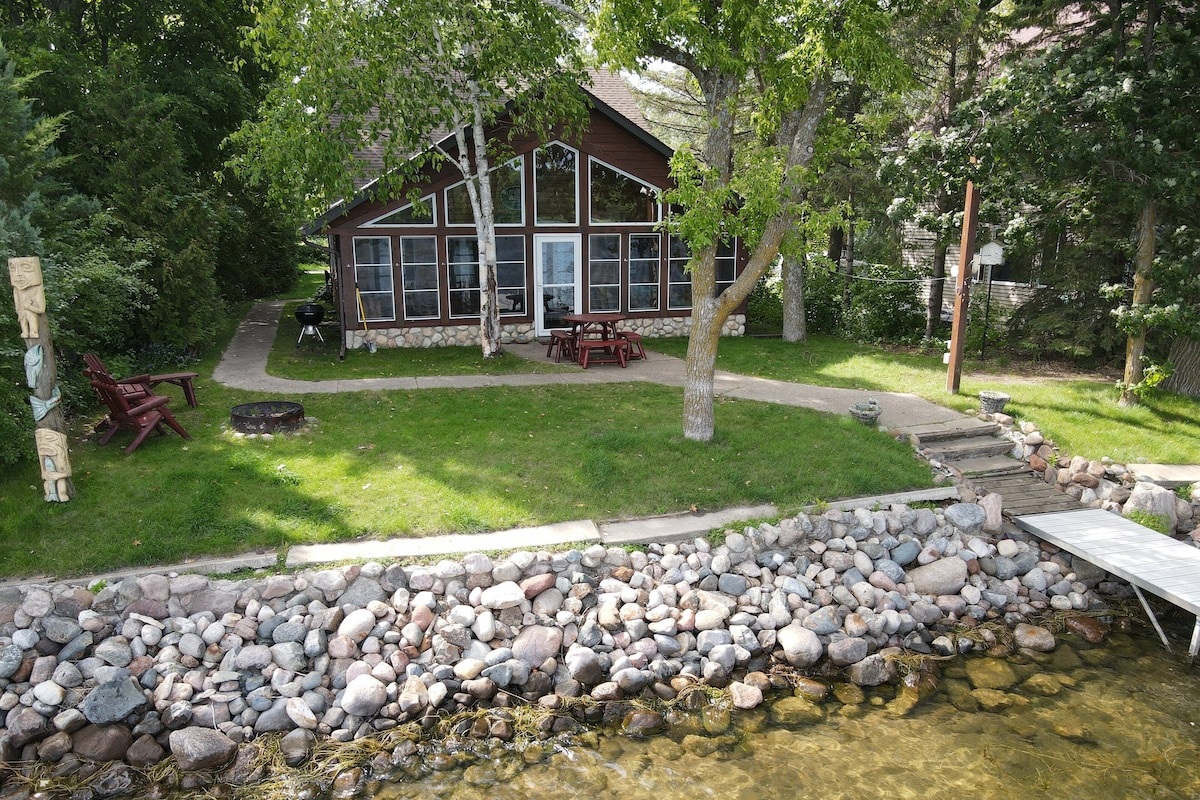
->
<box><xmin>368</xmin><ymin>621</ymin><xmax>1200</xmax><ymax>800</ymax></box>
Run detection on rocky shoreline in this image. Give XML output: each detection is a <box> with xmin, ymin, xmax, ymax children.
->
<box><xmin>0</xmin><ymin>499</ymin><xmax>1136</xmax><ymax>798</ymax></box>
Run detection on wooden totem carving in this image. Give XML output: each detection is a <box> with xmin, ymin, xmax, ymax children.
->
<box><xmin>8</xmin><ymin>257</ymin><xmax>74</xmax><ymax>502</ymax></box>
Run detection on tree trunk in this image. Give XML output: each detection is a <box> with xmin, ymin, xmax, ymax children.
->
<box><xmin>925</xmin><ymin>240</ymin><xmax>948</xmax><ymax>339</ymax></box>
<box><xmin>781</xmin><ymin>251</ymin><xmax>807</xmax><ymax>343</ymax></box>
<box><xmin>1118</xmin><ymin>198</ymin><xmax>1156</xmax><ymax>406</ymax></box>
<box><xmin>468</xmin><ymin>84</ymin><xmax>502</xmax><ymax>358</ymax></box>
<box><xmin>1162</xmin><ymin>336</ymin><xmax>1200</xmax><ymax>398</ymax></box>
<box><xmin>680</xmin><ymin>72</ymin><xmax>830</xmax><ymax>441</ymax></box>
<box><xmin>683</xmin><ymin>292</ymin><xmax>723</xmax><ymax>442</ymax></box>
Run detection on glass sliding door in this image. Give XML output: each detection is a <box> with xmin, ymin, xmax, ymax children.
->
<box><xmin>534</xmin><ymin>234</ymin><xmax>581</xmax><ymax>335</ymax></box>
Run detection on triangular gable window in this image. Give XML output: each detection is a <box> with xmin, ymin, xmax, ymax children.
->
<box><xmin>589</xmin><ymin>158</ymin><xmax>660</xmax><ymax>224</ymax></box>
<box><xmin>364</xmin><ymin>196</ymin><xmax>436</xmax><ymax>227</ymax></box>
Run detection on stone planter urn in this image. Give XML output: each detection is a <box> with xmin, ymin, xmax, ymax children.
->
<box><xmin>979</xmin><ymin>390</ymin><xmax>1011</xmax><ymax>415</ymax></box>
<box><xmin>849</xmin><ymin>398</ymin><xmax>882</xmax><ymax>426</ymax></box>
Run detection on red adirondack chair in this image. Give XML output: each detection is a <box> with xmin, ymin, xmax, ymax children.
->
<box><xmin>89</xmin><ymin>372</ymin><xmax>192</xmax><ymax>454</ymax></box>
<box><xmin>83</xmin><ymin>353</ymin><xmax>199</xmax><ymax>407</ymax></box>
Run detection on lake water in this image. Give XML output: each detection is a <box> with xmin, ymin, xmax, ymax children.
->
<box><xmin>364</xmin><ymin>619</ymin><xmax>1200</xmax><ymax>800</ymax></box>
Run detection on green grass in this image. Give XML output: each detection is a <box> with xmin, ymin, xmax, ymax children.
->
<box><xmin>7</xmin><ymin>303</ymin><xmax>1195</xmax><ymax>582</ymax></box>
<box><xmin>268</xmin><ymin>300</ymin><xmax>568</xmax><ymax>380</ymax></box>
<box><xmin>0</xmin><ymin>378</ymin><xmax>933</xmax><ymax>579</ymax></box>
<box><xmin>647</xmin><ymin>336</ymin><xmax>1200</xmax><ymax>464</ymax></box>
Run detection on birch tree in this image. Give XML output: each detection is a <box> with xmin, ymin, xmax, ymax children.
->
<box><xmin>593</xmin><ymin>0</ymin><xmax>907</xmax><ymax>440</ymax></box>
<box><xmin>234</xmin><ymin>0</ymin><xmax>587</xmax><ymax>357</ymax></box>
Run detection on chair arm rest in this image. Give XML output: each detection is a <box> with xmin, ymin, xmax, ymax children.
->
<box><xmin>127</xmin><ymin>395</ymin><xmax>170</xmax><ymax>416</ymax></box>
<box><xmin>119</xmin><ymin>374</ymin><xmax>153</xmax><ymax>385</ymax></box>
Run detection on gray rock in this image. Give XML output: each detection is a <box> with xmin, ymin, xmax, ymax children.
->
<box><xmin>846</xmin><ymin>653</ymin><xmax>896</xmax><ymax>686</ymax></box>
<box><xmin>0</xmin><ymin>643</ymin><xmax>23</xmax><ymax>679</ymax></box>
<box><xmin>1014</xmin><ymin>623</ymin><xmax>1056</xmax><ymax>652</ymax></box>
<box><xmin>42</xmin><ymin>616</ymin><xmax>83</xmax><ymax>644</ymax></box>
<box><xmin>1124</xmin><ymin>482</ymin><xmax>1179</xmax><ymax>531</ymax></box>
<box><xmin>907</xmin><ymin>557</ymin><xmax>967</xmax><ymax>596</ymax></box>
<box><xmin>280</xmin><ymin>728</ymin><xmax>315</xmax><ymax>767</ymax></box>
<box><xmin>169</xmin><ymin>728</ymin><xmax>238</xmax><ymax>771</ymax></box>
<box><xmin>235</xmin><ymin>644</ymin><xmax>272</xmax><ymax>670</ymax></box>
<box><xmin>480</xmin><ymin>582</ymin><xmax>525</xmax><ymax>609</ymax></box>
<box><xmin>81</xmin><ymin>677</ymin><xmax>147</xmax><ymax>725</ymax></box>
<box><xmin>512</xmin><ymin>625</ymin><xmax>562</xmax><ymax>666</ymax></box>
<box><xmin>340</xmin><ymin>674</ymin><xmax>387</xmax><ymax>716</ymax></box>
<box><xmin>801</xmin><ymin>606</ymin><xmax>840</xmax><ymax>635</ymax></box>
<box><xmin>777</xmin><ymin>623</ymin><xmax>823</xmax><ymax>668</ymax></box>
<box><xmin>944</xmin><ymin>502</ymin><xmax>986</xmax><ymax>534</ymax></box>
<box><xmin>72</xmin><ymin>723</ymin><xmax>133</xmax><ymax>761</ymax></box>
<box><xmin>7</xmin><ymin>706</ymin><xmax>50</xmax><ymax>747</ymax></box>
<box><xmin>565</xmin><ymin>644</ymin><xmax>604</xmax><ymax>684</ymax></box>
<box><xmin>717</xmin><ymin>573</ymin><xmax>749</xmax><ymax>596</ymax></box>
<box><xmin>890</xmin><ymin>540</ymin><xmax>921</xmax><ymax>567</ymax></box>
<box><xmin>826</xmin><ymin>637</ymin><xmax>868</xmax><ymax>666</ymax></box>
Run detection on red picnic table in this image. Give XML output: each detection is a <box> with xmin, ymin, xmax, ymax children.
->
<box><xmin>557</xmin><ymin>313</ymin><xmax>645</xmax><ymax>368</ymax></box>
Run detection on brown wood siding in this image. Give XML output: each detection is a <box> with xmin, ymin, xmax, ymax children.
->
<box><xmin>326</xmin><ymin>107</ymin><xmax>749</xmax><ymax>335</ymax></box>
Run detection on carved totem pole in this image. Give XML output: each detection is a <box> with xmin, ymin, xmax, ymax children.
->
<box><xmin>9</xmin><ymin>257</ymin><xmax>74</xmax><ymax>502</ymax></box>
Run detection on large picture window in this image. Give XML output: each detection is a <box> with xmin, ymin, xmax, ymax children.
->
<box><xmin>353</xmin><ymin>237</ymin><xmax>395</xmax><ymax>321</ymax></box>
<box><xmin>446</xmin><ymin>158</ymin><xmax>524</xmax><ymax>226</ymax></box>
<box><xmin>588</xmin><ymin>234</ymin><xmax>620</xmax><ymax>312</ymax></box>
<box><xmin>535</xmin><ymin>143</ymin><xmax>578</xmax><ymax>225</ymax></box>
<box><xmin>590</xmin><ymin>159</ymin><xmax>658</xmax><ymax>224</ymax></box>
<box><xmin>497</xmin><ymin>236</ymin><xmax>527</xmax><ymax>315</ymax></box>
<box><xmin>400</xmin><ymin>237</ymin><xmax>439</xmax><ymax>320</ymax></box>
<box><xmin>629</xmin><ymin>233</ymin><xmax>660</xmax><ymax>311</ymax></box>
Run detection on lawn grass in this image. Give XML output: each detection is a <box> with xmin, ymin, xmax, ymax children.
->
<box><xmin>0</xmin><ymin>380</ymin><xmax>933</xmax><ymax>579</ymax></box>
<box><xmin>646</xmin><ymin>336</ymin><xmax>1200</xmax><ymax>464</ymax></box>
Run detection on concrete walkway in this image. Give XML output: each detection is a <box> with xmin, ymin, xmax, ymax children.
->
<box><xmin>214</xmin><ymin>301</ymin><xmax>966</xmax><ymax>431</ymax></box>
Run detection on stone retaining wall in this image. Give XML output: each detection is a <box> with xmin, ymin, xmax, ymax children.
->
<box><xmin>0</xmin><ymin>501</ymin><xmax>1123</xmax><ymax>796</ymax></box>
<box><xmin>344</xmin><ymin>315</ymin><xmax>746</xmax><ymax>350</ymax></box>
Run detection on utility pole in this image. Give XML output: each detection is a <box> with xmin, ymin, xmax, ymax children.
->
<box><xmin>946</xmin><ymin>179</ymin><xmax>980</xmax><ymax>393</ymax></box>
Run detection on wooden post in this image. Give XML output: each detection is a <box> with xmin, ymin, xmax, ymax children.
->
<box><xmin>8</xmin><ymin>257</ymin><xmax>75</xmax><ymax>502</ymax></box>
<box><xmin>945</xmin><ymin>180</ymin><xmax>981</xmax><ymax>394</ymax></box>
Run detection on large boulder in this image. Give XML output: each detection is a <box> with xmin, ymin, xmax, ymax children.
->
<box><xmin>906</xmin><ymin>557</ymin><xmax>968</xmax><ymax>596</ymax></box>
<box><xmin>1124</xmin><ymin>482</ymin><xmax>1179</xmax><ymax>531</ymax></box>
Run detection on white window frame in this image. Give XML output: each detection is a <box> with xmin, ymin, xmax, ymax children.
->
<box><xmin>496</xmin><ymin>235</ymin><xmax>528</xmax><ymax>317</ymax></box>
<box><xmin>667</xmin><ymin>234</ymin><xmax>692</xmax><ymax>311</ymax></box>
<box><xmin>444</xmin><ymin>157</ymin><xmax>525</xmax><ymax>228</ymax></box>
<box><xmin>534</xmin><ymin>141</ymin><xmax>579</xmax><ymax>227</ymax></box>
<box><xmin>628</xmin><ymin>233</ymin><xmax>661</xmax><ymax>312</ymax></box>
<box><xmin>399</xmin><ymin>236</ymin><xmax>440</xmax><ymax>321</ymax></box>
<box><xmin>362</xmin><ymin>195</ymin><xmax>436</xmax><ymax>228</ymax></box>
<box><xmin>446</xmin><ymin>235</ymin><xmax>481</xmax><ymax>319</ymax></box>
<box><xmin>588</xmin><ymin>156</ymin><xmax>662</xmax><ymax>226</ymax></box>
<box><xmin>588</xmin><ymin>233</ymin><xmax>622</xmax><ymax>312</ymax></box>
<box><xmin>352</xmin><ymin>236</ymin><xmax>397</xmax><ymax>322</ymax></box>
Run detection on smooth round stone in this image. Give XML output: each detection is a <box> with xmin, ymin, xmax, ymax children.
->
<box><xmin>12</xmin><ymin>629</ymin><xmax>40</xmax><ymax>650</ymax></box>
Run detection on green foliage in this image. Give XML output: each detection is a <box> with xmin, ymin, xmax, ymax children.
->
<box><xmin>746</xmin><ymin>274</ymin><xmax>784</xmax><ymax>329</ymax></box>
<box><xmin>802</xmin><ymin>261</ymin><xmax>924</xmax><ymax>343</ymax></box>
<box><xmin>1124</xmin><ymin>509</ymin><xmax>1171</xmax><ymax>535</ymax></box>
<box><xmin>1005</xmin><ymin>287</ymin><xmax>1126</xmax><ymax>364</ymax></box>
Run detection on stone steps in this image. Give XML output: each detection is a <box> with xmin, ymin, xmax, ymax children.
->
<box><xmin>923</xmin><ymin>435</ymin><xmax>1016</xmax><ymax>462</ymax></box>
<box><xmin>901</xmin><ymin>418</ymin><xmax>1001</xmax><ymax>444</ymax></box>
<box><xmin>946</xmin><ymin>455</ymin><xmax>1030</xmax><ymax>478</ymax></box>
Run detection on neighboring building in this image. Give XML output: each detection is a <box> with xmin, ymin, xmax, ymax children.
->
<box><xmin>307</xmin><ymin>72</ymin><xmax>747</xmax><ymax>350</ymax></box>
<box><xmin>900</xmin><ymin>216</ymin><xmax>1041</xmax><ymax>322</ymax></box>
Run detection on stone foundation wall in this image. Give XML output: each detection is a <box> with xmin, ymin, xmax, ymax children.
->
<box><xmin>345</xmin><ymin>315</ymin><xmax>746</xmax><ymax>350</ymax></box>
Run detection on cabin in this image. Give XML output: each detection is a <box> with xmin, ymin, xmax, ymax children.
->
<box><xmin>306</xmin><ymin>72</ymin><xmax>748</xmax><ymax>350</ymax></box>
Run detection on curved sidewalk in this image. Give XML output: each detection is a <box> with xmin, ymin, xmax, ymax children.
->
<box><xmin>214</xmin><ymin>301</ymin><xmax>966</xmax><ymax>431</ymax></box>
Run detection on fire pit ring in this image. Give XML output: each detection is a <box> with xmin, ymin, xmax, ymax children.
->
<box><xmin>230</xmin><ymin>401</ymin><xmax>306</xmax><ymax>434</ymax></box>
